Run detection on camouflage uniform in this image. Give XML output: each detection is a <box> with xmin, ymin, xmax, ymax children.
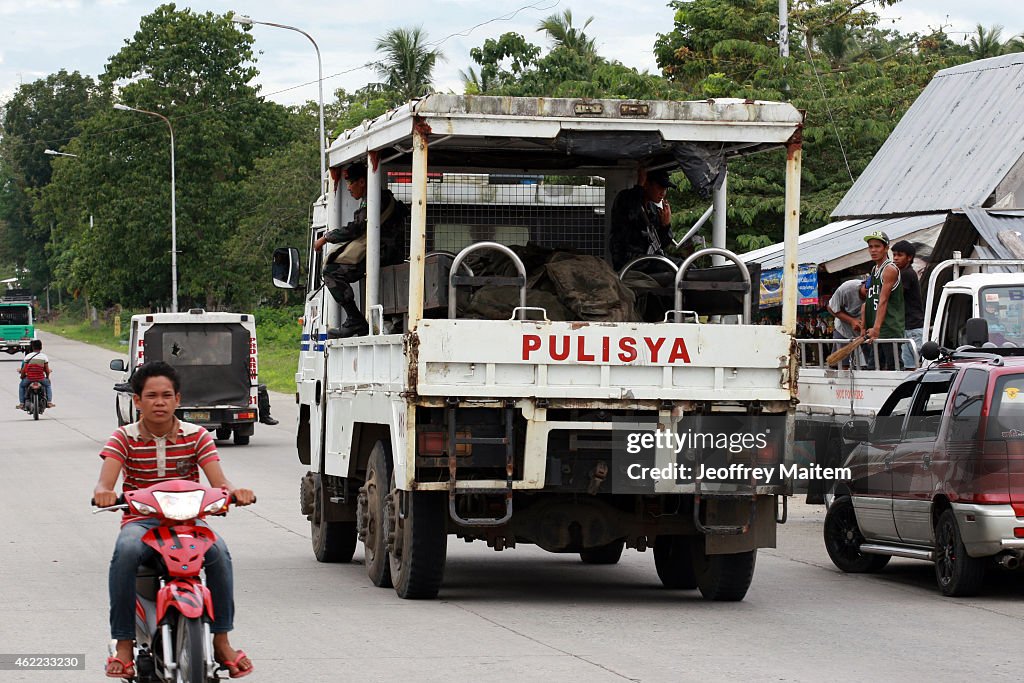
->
<box><xmin>609</xmin><ymin>185</ymin><xmax>673</xmax><ymax>271</ymax></box>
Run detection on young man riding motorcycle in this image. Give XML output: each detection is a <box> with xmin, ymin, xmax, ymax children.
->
<box><xmin>17</xmin><ymin>338</ymin><xmax>54</xmax><ymax>409</ymax></box>
<box><xmin>93</xmin><ymin>361</ymin><xmax>256</xmax><ymax>679</ymax></box>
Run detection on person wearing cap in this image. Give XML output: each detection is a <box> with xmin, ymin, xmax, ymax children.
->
<box><xmin>314</xmin><ymin>160</ymin><xmax>408</xmax><ymax>338</ymax></box>
<box><xmin>860</xmin><ymin>230</ymin><xmax>904</xmax><ymax>371</ymax></box>
<box><xmin>826</xmin><ymin>278</ymin><xmax>868</xmax><ymax>368</ymax></box>
<box><xmin>609</xmin><ymin>168</ymin><xmax>677</xmax><ymax>270</ymax></box>
<box><xmin>890</xmin><ymin>240</ymin><xmax>924</xmax><ymax>369</ymax></box>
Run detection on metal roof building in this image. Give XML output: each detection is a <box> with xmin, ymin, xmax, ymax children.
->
<box><xmin>832</xmin><ymin>53</ymin><xmax>1024</xmax><ymax>219</ymax></box>
<box><xmin>746</xmin><ymin>53</ymin><xmax>1024</xmax><ymax>273</ymax></box>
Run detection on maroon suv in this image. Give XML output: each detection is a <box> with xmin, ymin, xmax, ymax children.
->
<box><xmin>824</xmin><ymin>345</ymin><xmax>1024</xmax><ymax>596</ymax></box>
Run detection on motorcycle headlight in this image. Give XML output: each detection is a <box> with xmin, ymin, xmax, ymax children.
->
<box><xmin>131</xmin><ymin>500</ymin><xmax>158</xmax><ymax>515</ymax></box>
<box><xmin>203</xmin><ymin>497</ymin><xmax>227</xmax><ymax>514</ymax></box>
<box><xmin>153</xmin><ymin>490</ymin><xmax>205</xmax><ymax>520</ymax></box>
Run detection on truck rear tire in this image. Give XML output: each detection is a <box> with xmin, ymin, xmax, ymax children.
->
<box><xmin>233</xmin><ymin>432</ymin><xmax>250</xmax><ymax>446</ymax></box>
<box><xmin>653</xmin><ymin>536</ymin><xmax>697</xmax><ymax>589</ymax></box>
<box><xmin>311</xmin><ymin>476</ymin><xmax>357</xmax><ymax>563</ymax></box>
<box><xmin>363</xmin><ymin>442</ymin><xmax>393</xmax><ymax>587</ymax></box>
<box><xmin>580</xmin><ymin>540</ymin><xmax>625</xmax><ymax>565</ymax></box>
<box><xmin>692</xmin><ymin>545</ymin><xmax>757</xmax><ymax>601</ymax></box>
<box><xmin>216</xmin><ymin>427</ymin><xmax>231</xmax><ymax>441</ymax></box>
<box><xmin>389</xmin><ymin>487</ymin><xmax>447</xmax><ymax>599</ymax></box>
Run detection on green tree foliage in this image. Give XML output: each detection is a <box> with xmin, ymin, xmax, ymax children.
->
<box><xmin>373</xmin><ymin>27</ymin><xmax>444</xmax><ymax>101</ymax></box>
<box><xmin>0</xmin><ymin>70</ymin><xmax>101</xmax><ymax>291</ymax></box>
<box><xmin>652</xmin><ymin>0</ymin><xmax>974</xmax><ymax>249</ymax></box>
<box><xmin>536</xmin><ymin>9</ymin><xmax>598</xmax><ymax>60</ymax></box>
<box><xmin>36</xmin><ymin>4</ymin><xmax>292</xmax><ymax>309</ymax></box>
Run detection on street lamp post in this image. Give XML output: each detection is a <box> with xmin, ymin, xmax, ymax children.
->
<box><xmin>113</xmin><ymin>103</ymin><xmax>178</xmax><ymax>313</ymax></box>
<box><xmin>232</xmin><ymin>14</ymin><xmax>327</xmax><ymax>197</ymax></box>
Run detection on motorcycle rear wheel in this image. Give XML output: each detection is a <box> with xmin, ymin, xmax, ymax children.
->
<box><xmin>31</xmin><ymin>393</ymin><xmax>40</xmax><ymax>420</ymax></box>
<box><xmin>175</xmin><ymin>614</ymin><xmax>206</xmax><ymax>683</ymax></box>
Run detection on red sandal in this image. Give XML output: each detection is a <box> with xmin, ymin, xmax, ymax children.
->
<box><xmin>217</xmin><ymin>649</ymin><xmax>254</xmax><ymax>678</ymax></box>
<box><xmin>105</xmin><ymin>656</ymin><xmax>135</xmax><ymax>678</ymax></box>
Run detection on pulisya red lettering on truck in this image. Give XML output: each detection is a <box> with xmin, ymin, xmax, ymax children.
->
<box><xmin>521</xmin><ymin>334</ymin><xmax>691</xmax><ymax>364</ymax></box>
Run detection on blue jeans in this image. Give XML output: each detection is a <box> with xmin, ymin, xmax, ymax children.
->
<box><xmin>901</xmin><ymin>328</ymin><xmax>924</xmax><ymax>370</ymax></box>
<box><xmin>109</xmin><ymin>519</ymin><xmax>234</xmax><ymax>640</ymax></box>
<box><xmin>19</xmin><ymin>377</ymin><xmax>51</xmax><ymax>403</ymax></box>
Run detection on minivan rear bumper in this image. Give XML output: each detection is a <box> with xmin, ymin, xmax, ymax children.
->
<box><xmin>952</xmin><ymin>503</ymin><xmax>1024</xmax><ymax>557</ymax></box>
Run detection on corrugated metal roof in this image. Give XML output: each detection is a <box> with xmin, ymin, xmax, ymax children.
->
<box><xmin>963</xmin><ymin>206</ymin><xmax>1024</xmax><ymax>262</ymax></box>
<box><xmin>832</xmin><ymin>53</ymin><xmax>1024</xmax><ymax>219</ymax></box>
<box><xmin>742</xmin><ymin>214</ymin><xmax>946</xmax><ymax>270</ymax></box>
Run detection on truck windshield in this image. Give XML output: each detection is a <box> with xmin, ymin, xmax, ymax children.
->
<box><xmin>980</xmin><ymin>286</ymin><xmax>1024</xmax><ymax>346</ymax></box>
<box><xmin>0</xmin><ymin>306</ymin><xmax>30</xmax><ymax>325</ymax></box>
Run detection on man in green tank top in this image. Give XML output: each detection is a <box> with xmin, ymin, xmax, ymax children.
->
<box><xmin>860</xmin><ymin>230</ymin><xmax>904</xmax><ymax>371</ymax></box>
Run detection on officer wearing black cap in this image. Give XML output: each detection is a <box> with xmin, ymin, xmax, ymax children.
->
<box><xmin>609</xmin><ymin>168</ymin><xmax>678</xmax><ymax>270</ymax></box>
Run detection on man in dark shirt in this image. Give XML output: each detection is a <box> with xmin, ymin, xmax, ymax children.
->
<box><xmin>609</xmin><ymin>169</ymin><xmax>676</xmax><ymax>271</ymax></box>
<box><xmin>313</xmin><ymin>161</ymin><xmax>408</xmax><ymax>338</ymax></box>
<box><xmin>891</xmin><ymin>240</ymin><xmax>924</xmax><ymax>369</ymax></box>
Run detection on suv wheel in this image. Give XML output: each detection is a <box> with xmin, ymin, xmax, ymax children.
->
<box><xmin>823</xmin><ymin>496</ymin><xmax>890</xmax><ymax>573</ymax></box>
<box><xmin>934</xmin><ymin>509</ymin><xmax>985</xmax><ymax>597</ymax></box>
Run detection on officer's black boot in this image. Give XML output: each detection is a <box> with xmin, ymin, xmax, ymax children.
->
<box><xmin>257</xmin><ymin>384</ymin><xmax>278</xmax><ymax>425</ymax></box>
<box><xmin>328</xmin><ymin>302</ymin><xmax>369</xmax><ymax>339</ymax></box>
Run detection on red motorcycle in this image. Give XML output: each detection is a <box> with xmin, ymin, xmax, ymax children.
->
<box><xmin>95</xmin><ymin>480</ymin><xmax>248</xmax><ymax>682</ymax></box>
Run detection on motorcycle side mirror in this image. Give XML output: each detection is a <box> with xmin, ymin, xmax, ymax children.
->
<box><xmin>919</xmin><ymin>341</ymin><xmax>941</xmax><ymax>361</ymax></box>
<box><xmin>109</xmin><ymin>358</ymin><xmax>127</xmax><ymax>372</ymax></box>
<box><xmin>272</xmin><ymin>247</ymin><xmax>302</xmax><ymax>290</ymax></box>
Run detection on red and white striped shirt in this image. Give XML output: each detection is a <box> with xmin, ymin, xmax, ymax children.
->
<box><xmin>99</xmin><ymin>418</ymin><xmax>220</xmax><ymax>525</ymax></box>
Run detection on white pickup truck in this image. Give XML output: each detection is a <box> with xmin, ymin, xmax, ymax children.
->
<box><xmin>796</xmin><ymin>256</ymin><xmax>1024</xmax><ymax>498</ymax></box>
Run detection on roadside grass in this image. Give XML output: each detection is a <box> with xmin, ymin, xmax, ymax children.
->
<box><xmin>38</xmin><ymin>306</ymin><xmax>304</xmax><ymax>394</ymax></box>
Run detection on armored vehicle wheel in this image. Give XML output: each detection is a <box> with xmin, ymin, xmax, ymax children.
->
<box><xmin>310</xmin><ymin>475</ymin><xmax>357</xmax><ymax>563</ymax></box>
<box><xmin>823</xmin><ymin>496</ymin><xmax>891</xmax><ymax>573</ymax></box>
<box><xmin>388</xmin><ymin>481</ymin><xmax>447</xmax><ymax>599</ymax></box>
<box><xmin>934</xmin><ymin>509</ymin><xmax>985</xmax><ymax>597</ymax></box>
<box><xmin>653</xmin><ymin>536</ymin><xmax>697</xmax><ymax>589</ymax></box>
<box><xmin>363</xmin><ymin>442</ymin><xmax>392</xmax><ymax>587</ymax></box>
<box><xmin>580</xmin><ymin>539</ymin><xmax>625</xmax><ymax>565</ymax></box>
<box><xmin>692</xmin><ymin>545</ymin><xmax>757</xmax><ymax>601</ymax></box>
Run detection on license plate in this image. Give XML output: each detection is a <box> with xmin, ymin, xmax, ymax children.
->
<box><xmin>184</xmin><ymin>411</ymin><xmax>210</xmax><ymax>422</ymax></box>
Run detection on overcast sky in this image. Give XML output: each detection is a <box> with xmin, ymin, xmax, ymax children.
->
<box><xmin>0</xmin><ymin>0</ymin><xmax>1020</xmax><ymax>109</ymax></box>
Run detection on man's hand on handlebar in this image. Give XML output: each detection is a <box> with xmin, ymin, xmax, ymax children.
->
<box><xmin>231</xmin><ymin>488</ymin><xmax>256</xmax><ymax>506</ymax></box>
<box><xmin>93</xmin><ymin>489</ymin><xmax>119</xmax><ymax>508</ymax></box>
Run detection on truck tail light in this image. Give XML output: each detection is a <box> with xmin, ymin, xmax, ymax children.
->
<box><xmin>1014</xmin><ymin>527</ymin><xmax>1024</xmax><ymax>538</ymax></box>
<box><xmin>417</xmin><ymin>431</ymin><xmax>472</xmax><ymax>457</ymax></box>
<box><xmin>236</xmin><ymin>411</ymin><xmax>256</xmax><ymax>420</ymax></box>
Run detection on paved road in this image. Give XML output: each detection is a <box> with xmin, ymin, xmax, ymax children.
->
<box><xmin>1</xmin><ymin>332</ymin><xmax>1022</xmax><ymax>682</ymax></box>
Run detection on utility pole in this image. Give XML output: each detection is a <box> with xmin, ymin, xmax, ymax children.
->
<box><xmin>779</xmin><ymin>0</ymin><xmax>789</xmax><ymax>58</ymax></box>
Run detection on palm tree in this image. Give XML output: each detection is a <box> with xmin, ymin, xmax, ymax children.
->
<box><xmin>536</xmin><ymin>9</ymin><xmax>597</xmax><ymax>59</ymax></box>
<box><xmin>969</xmin><ymin>24</ymin><xmax>1004</xmax><ymax>59</ymax></box>
<box><xmin>373</xmin><ymin>27</ymin><xmax>444</xmax><ymax>101</ymax></box>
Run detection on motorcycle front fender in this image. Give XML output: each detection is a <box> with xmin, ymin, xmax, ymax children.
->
<box><xmin>156</xmin><ymin>579</ymin><xmax>213</xmax><ymax>623</ymax></box>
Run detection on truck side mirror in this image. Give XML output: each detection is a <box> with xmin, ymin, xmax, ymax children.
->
<box><xmin>964</xmin><ymin>317</ymin><xmax>989</xmax><ymax>347</ymax></box>
<box><xmin>109</xmin><ymin>358</ymin><xmax>127</xmax><ymax>372</ymax></box>
<box><xmin>919</xmin><ymin>341</ymin><xmax>940</xmax><ymax>361</ymax></box>
<box><xmin>842</xmin><ymin>419</ymin><xmax>871</xmax><ymax>443</ymax></box>
<box><xmin>272</xmin><ymin>247</ymin><xmax>302</xmax><ymax>289</ymax></box>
